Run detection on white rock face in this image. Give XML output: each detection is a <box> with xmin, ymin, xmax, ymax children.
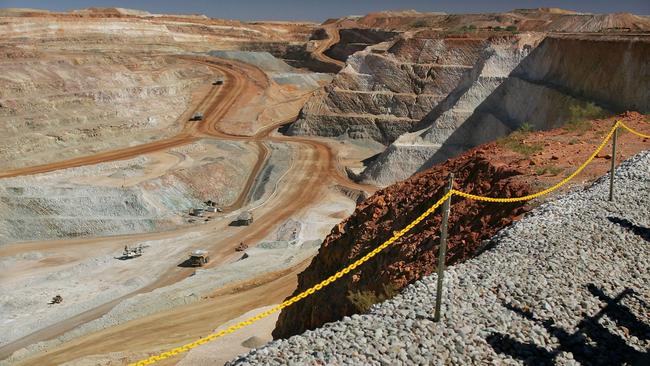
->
<box><xmin>359</xmin><ymin>35</ymin><xmax>650</xmax><ymax>186</ymax></box>
<box><xmin>0</xmin><ymin>140</ymin><xmax>257</xmax><ymax>245</ymax></box>
<box><xmin>359</xmin><ymin>35</ymin><xmax>542</xmax><ymax>186</ymax></box>
<box><xmin>288</xmin><ymin>36</ymin><xmax>488</xmax><ymax>144</ymax></box>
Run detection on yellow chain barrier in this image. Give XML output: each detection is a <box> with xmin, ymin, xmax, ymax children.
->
<box><xmin>620</xmin><ymin>121</ymin><xmax>650</xmax><ymax>139</ymax></box>
<box><xmin>452</xmin><ymin>120</ymin><xmax>622</xmax><ymax>202</ymax></box>
<box><xmin>130</xmin><ymin>120</ymin><xmax>648</xmax><ymax>365</ymax></box>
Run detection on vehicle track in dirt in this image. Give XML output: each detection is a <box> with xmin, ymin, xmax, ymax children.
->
<box><xmin>312</xmin><ymin>25</ymin><xmax>345</xmax><ymax>68</ymax></box>
<box><xmin>0</xmin><ymin>55</ymin><xmax>374</xmax><ymax>363</ymax></box>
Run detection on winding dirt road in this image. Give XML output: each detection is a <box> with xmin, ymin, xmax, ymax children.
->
<box><xmin>1</xmin><ymin>52</ymin><xmax>373</xmax><ymax>364</ymax></box>
<box><xmin>312</xmin><ymin>25</ymin><xmax>345</xmax><ymax>68</ymax></box>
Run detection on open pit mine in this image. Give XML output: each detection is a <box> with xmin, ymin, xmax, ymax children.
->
<box><xmin>1</xmin><ymin>6</ymin><xmax>649</xmax><ymax>366</ymax></box>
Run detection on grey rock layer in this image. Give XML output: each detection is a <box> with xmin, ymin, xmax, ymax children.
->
<box><xmin>360</xmin><ymin>35</ymin><xmax>650</xmax><ymax>187</ymax></box>
<box><xmin>229</xmin><ymin>150</ymin><xmax>650</xmax><ymax>365</ymax></box>
<box><xmin>360</xmin><ymin>35</ymin><xmax>540</xmax><ymax>186</ymax></box>
<box><xmin>288</xmin><ymin>36</ymin><xmax>491</xmax><ymax>145</ymax></box>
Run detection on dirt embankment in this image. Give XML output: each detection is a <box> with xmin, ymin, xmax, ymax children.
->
<box><xmin>323</xmin><ymin>28</ymin><xmax>397</xmax><ymax>63</ymax></box>
<box><xmin>273</xmin><ymin>113</ymin><xmax>650</xmax><ymax>339</ymax></box>
<box><xmin>353</xmin><ymin>9</ymin><xmax>650</xmax><ymax>32</ymax></box>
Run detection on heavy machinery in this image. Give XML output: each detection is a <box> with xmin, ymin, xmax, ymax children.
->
<box><xmin>231</xmin><ymin>211</ymin><xmax>253</xmax><ymax>226</ymax></box>
<box><xmin>119</xmin><ymin>244</ymin><xmax>143</xmax><ymax>259</ymax></box>
<box><xmin>190</xmin><ymin>112</ymin><xmax>203</xmax><ymax>121</ymax></box>
<box><xmin>188</xmin><ymin>249</ymin><xmax>210</xmax><ymax>267</ymax></box>
<box><xmin>212</xmin><ymin>77</ymin><xmax>224</xmax><ymax>85</ymax></box>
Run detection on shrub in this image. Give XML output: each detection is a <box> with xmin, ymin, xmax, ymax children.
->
<box><xmin>505</xmin><ymin>25</ymin><xmax>517</xmax><ymax>32</ymax></box>
<box><xmin>347</xmin><ymin>283</ymin><xmax>400</xmax><ymax>313</ymax></box>
<box><xmin>565</xmin><ymin>102</ymin><xmax>607</xmax><ymax>133</ymax></box>
<box><xmin>535</xmin><ymin>165</ymin><xmax>564</xmax><ymax>176</ymax></box>
<box><xmin>518</xmin><ymin>122</ymin><xmax>534</xmax><ymax>133</ymax></box>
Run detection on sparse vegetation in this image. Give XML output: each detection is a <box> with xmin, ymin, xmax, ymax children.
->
<box><xmin>347</xmin><ymin>283</ymin><xmax>400</xmax><ymax>313</ymax></box>
<box><xmin>518</xmin><ymin>122</ymin><xmax>534</xmax><ymax>133</ymax></box>
<box><xmin>564</xmin><ymin>102</ymin><xmax>607</xmax><ymax>133</ymax></box>
<box><xmin>535</xmin><ymin>165</ymin><xmax>564</xmax><ymax>176</ymax></box>
<box><xmin>410</xmin><ymin>19</ymin><xmax>430</xmax><ymax>28</ymax></box>
<box><xmin>505</xmin><ymin>25</ymin><xmax>518</xmax><ymax>32</ymax></box>
<box><xmin>497</xmin><ymin>123</ymin><xmax>543</xmax><ymax>157</ymax></box>
<box><xmin>500</xmin><ymin>139</ymin><xmax>544</xmax><ymax>157</ymax></box>
<box><xmin>460</xmin><ymin>25</ymin><xmax>477</xmax><ymax>32</ymax></box>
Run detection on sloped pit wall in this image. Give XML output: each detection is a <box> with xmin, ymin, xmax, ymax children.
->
<box><xmin>358</xmin><ymin>35</ymin><xmax>649</xmax><ymax>186</ymax></box>
<box><xmin>424</xmin><ymin>35</ymin><xmax>650</xmax><ymax>166</ymax></box>
<box><xmin>358</xmin><ymin>35</ymin><xmax>539</xmax><ymax>186</ymax></box>
<box><xmin>288</xmin><ymin>37</ymin><xmax>489</xmax><ymax>145</ymax></box>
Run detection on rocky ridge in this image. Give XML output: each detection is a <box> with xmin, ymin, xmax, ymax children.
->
<box><xmin>272</xmin><ymin>143</ymin><xmax>533</xmax><ymax>339</ymax></box>
<box><xmin>230</xmin><ymin>150</ymin><xmax>650</xmax><ymax>365</ymax></box>
<box><xmin>354</xmin><ymin>9</ymin><xmax>650</xmax><ymax>32</ymax></box>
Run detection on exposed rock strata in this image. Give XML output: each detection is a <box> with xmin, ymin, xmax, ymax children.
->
<box><xmin>360</xmin><ymin>35</ymin><xmax>650</xmax><ymax>186</ymax></box>
<box><xmin>420</xmin><ymin>35</ymin><xmax>650</xmax><ymax>169</ymax></box>
<box><xmin>358</xmin><ymin>34</ymin><xmax>543</xmax><ymax>185</ymax></box>
<box><xmin>288</xmin><ymin>36</ymin><xmax>498</xmax><ymax>145</ymax></box>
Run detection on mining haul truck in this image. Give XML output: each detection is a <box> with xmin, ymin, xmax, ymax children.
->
<box><xmin>190</xmin><ymin>112</ymin><xmax>204</xmax><ymax>121</ymax></box>
<box><xmin>231</xmin><ymin>211</ymin><xmax>253</xmax><ymax>226</ymax></box>
<box><xmin>188</xmin><ymin>249</ymin><xmax>210</xmax><ymax>267</ymax></box>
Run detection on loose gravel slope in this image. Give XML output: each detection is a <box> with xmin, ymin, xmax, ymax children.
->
<box><xmin>229</xmin><ymin>150</ymin><xmax>650</xmax><ymax>365</ymax></box>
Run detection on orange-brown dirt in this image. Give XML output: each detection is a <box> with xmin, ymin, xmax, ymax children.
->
<box><xmin>0</xmin><ymin>47</ymin><xmax>374</xmax><ymax>364</ymax></box>
<box><xmin>2</xmin><ymin>6</ymin><xmax>649</xmax><ymax>365</ymax></box>
<box><xmin>273</xmin><ymin>113</ymin><xmax>649</xmax><ymax>339</ymax></box>
<box><xmin>353</xmin><ymin>9</ymin><xmax>650</xmax><ymax>32</ymax></box>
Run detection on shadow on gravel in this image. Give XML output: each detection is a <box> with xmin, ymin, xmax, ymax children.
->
<box><xmin>607</xmin><ymin>216</ymin><xmax>650</xmax><ymax>242</ymax></box>
<box><xmin>486</xmin><ymin>284</ymin><xmax>650</xmax><ymax>365</ymax></box>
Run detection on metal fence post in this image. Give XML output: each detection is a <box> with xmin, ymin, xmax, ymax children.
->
<box><xmin>609</xmin><ymin>126</ymin><xmax>618</xmax><ymax>201</ymax></box>
<box><xmin>434</xmin><ymin>173</ymin><xmax>454</xmax><ymax>322</ymax></box>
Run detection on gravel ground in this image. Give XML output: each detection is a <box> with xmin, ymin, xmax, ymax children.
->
<box><xmin>229</xmin><ymin>150</ymin><xmax>650</xmax><ymax>365</ymax></box>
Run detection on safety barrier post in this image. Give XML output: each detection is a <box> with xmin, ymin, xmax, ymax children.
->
<box><xmin>434</xmin><ymin>173</ymin><xmax>453</xmax><ymax>322</ymax></box>
<box><xmin>609</xmin><ymin>125</ymin><xmax>618</xmax><ymax>201</ymax></box>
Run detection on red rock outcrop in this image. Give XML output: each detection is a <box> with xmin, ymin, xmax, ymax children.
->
<box><xmin>272</xmin><ymin>145</ymin><xmax>532</xmax><ymax>339</ymax></box>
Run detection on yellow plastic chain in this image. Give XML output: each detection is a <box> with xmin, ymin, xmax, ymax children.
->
<box><xmin>620</xmin><ymin>121</ymin><xmax>650</xmax><ymax>139</ymax></box>
<box><xmin>130</xmin><ymin>120</ymin><xmax>648</xmax><ymax>365</ymax></box>
<box><xmin>451</xmin><ymin>121</ymin><xmax>621</xmax><ymax>202</ymax></box>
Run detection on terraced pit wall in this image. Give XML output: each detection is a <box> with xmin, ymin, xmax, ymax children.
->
<box><xmin>288</xmin><ymin>35</ymin><xmax>504</xmax><ymax>145</ymax></box>
<box><xmin>346</xmin><ymin>34</ymin><xmax>649</xmax><ymax>186</ymax></box>
<box><xmin>420</xmin><ymin>35</ymin><xmax>650</xmax><ymax>168</ymax></box>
